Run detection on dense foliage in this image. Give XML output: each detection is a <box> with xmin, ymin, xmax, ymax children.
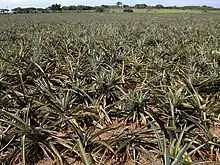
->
<box><xmin>123</xmin><ymin>8</ymin><xmax>134</xmax><ymax>13</ymax></box>
<box><xmin>9</xmin><ymin>4</ymin><xmax>220</xmax><ymax>14</ymax></box>
<box><xmin>1</xmin><ymin>13</ymin><xmax>220</xmax><ymax>164</ymax></box>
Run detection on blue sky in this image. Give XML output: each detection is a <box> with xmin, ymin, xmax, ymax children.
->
<box><xmin>0</xmin><ymin>0</ymin><xmax>220</xmax><ymax>9</ymax></box>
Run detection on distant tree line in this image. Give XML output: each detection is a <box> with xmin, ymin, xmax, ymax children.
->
<box><xmin>61</xmin><ymin>5</ymin><xmax>97</xmax><ymax>11</ymax></box>
<box><xmin>11</xmin><ymin>7</ymin><xmax>45</xmax><ymax>13</ymax></box>
<box><xmin>129</xmin><ymin>4</ymin><xmax>216</xmax><ymax>10</ymax></box>
<box><xmin>8</xmin><ymin>2</ymin><xmax>220</xmax><ymax>14</ymax></box>
<box><xmin>11</xmin><ymin>4</ymin><xmax>100</xmax><ymax>13</ymax></box>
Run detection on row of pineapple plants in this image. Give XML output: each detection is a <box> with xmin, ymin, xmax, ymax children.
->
<box><xmin>1</xmin><ymin>13</ymin><xmax>220</xmax><ymax>164</ymax></box>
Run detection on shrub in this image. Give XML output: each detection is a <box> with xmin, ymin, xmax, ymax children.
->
<box><xmin>96</xmin><ymin>7</ymin><xmax>104</xmax><ymax>12</ymax></box>
<box><xmin>123</xmin><ymin>8</ymin><xmax>134</xmax><ymax>13</ymax></box>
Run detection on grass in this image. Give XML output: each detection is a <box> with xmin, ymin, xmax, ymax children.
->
<box><xmin>1</xmin><ymin>12</ymin><xmax>220</xmax><ymax>164</ymax></box>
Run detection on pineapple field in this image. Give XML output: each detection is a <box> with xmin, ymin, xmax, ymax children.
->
<box><xmin>1</xmin><ymin>13</ymin><xmax>220</xmax><ymax>164</ymax></box>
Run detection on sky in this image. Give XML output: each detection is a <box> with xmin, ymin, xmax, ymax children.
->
<box><xmin>0</xmin><ymin>0</ymin><xmax>220</xmax><ymax>9</ymax></box>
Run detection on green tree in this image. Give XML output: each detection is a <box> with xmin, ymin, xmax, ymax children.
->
<box><xmin>135</xmin><ymin>4</ymin><xmax>148</xmax><ymax>9</ymax></box>
<box><xmin>0</xmin><ymin>9</ymin><xmax>9</xmax><ymax>13</ymax></box>
<box><xmin>62</xmin><ymin>6</ymin><xmax>69</xmax><ymax>10</ymax></box>
<box><xmin>12</xmin><ymin>7</ymin><xmax>22</xmax><ymax>13</ymax></box>
<box><xmin>123</xmin><ymin>5</ymin><xmax>130</xmax><ymax>8</ymax></box>
<box><xmin>51</xmin><ymin>4</ymin><xmax>62</xmax><ymax>12</ymax></box>
<box><xmin>36</xmin><ymin>8</ymin><xmax>45</xmax><ymax>12</ymax></box>
<box><xmin>116</xmin><ymin>1</ymin><xmax>122</xmax><ymax>7</ymax></box>
<box><xmin>101</xmin><ymin>5</ymin><xmax>110</xmax><ymax>8</ymax></box>
<box><xmin>155</xmin><ymin>4</ymin><xmax>164</xmax><ymax>9</ymax></box>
